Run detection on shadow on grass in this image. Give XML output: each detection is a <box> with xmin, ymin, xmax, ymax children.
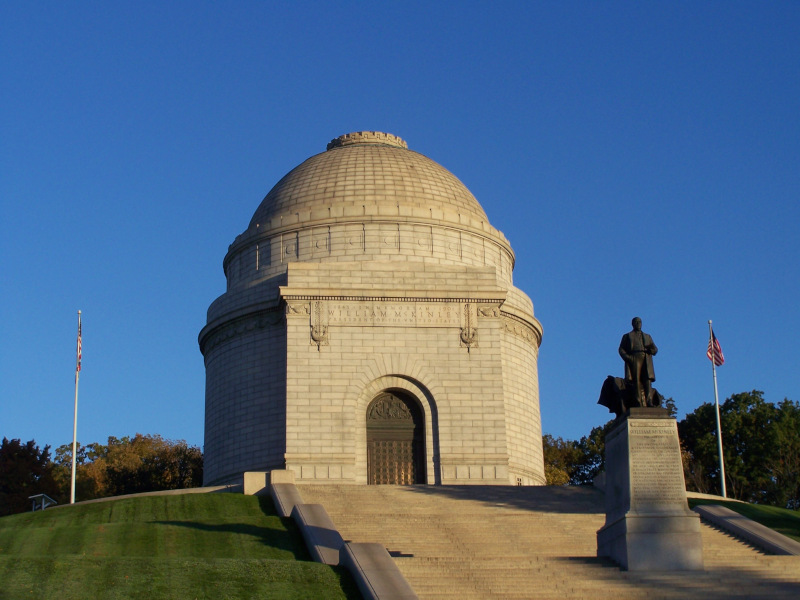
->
<box><xmin>258</xmin><ymin>495</ymin><xmax>361</xmax><ymax>599</ymax></box>
<box><xmin>153</xmin><ymin>520</ymin><xmax>308</xmax><ymax>558</ymax></box>
<box><xmin>256</xmin><ymin>494</ymin><xmax>279</xmax><ymax>517</ymax></box>
<box><xmin>154</xmin><ymin>496</ymin><xmax>311</xmax><ymax>560</ymax></box>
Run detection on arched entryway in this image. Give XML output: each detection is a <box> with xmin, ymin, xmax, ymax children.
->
<box><xmin>366</xmin><ymin>390</ymin><xmax>426</xmax><ymax>484</ymax></box>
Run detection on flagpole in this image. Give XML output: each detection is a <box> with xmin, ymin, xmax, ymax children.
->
<box><xmin>708</xmin><ymin>320</ymin><xmax>727</xmax><ymax>499</ymax></box>
<box><xmin>70</xmin><ymin>310</ymin><xmax>81</xmax><ymax>504</ymax></box>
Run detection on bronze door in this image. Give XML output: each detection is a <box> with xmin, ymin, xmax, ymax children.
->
<box><xmin>366</xmin><ymin>391</ymin><xmax>425</xmax><ymax>485</ymax></box>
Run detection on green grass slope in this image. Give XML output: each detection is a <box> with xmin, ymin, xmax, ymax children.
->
<box><xmin>0</xmin><ymin>493</ymin><xmax>360</xmax><ymax>600</ymax></box>
<box><xmin>689</xmin><ymin>497</ymin><xmax>800</xmax><ymax>543</ymax></box>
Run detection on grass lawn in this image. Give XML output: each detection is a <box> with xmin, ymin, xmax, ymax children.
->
<box><xmin>0</xmin><ymin>493</ymin><xmax>361</xmax><ymax>600</ymax></box>
<box><xmin>689</xmin><ymin>497</ymin><xmax>800</xmax><ymax>543</ymax></box>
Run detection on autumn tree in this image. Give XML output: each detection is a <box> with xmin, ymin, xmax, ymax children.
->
<box><xmin>542</xmin><ymin>434</ymin><xmax>582</xmax><ymax>485</ymax></box>
<box><xmin>54</xmin><ymin>434</ymin><xmax>203</xmax><ymax>501</ymax></box>
<box><xmin>53</xmin><ymin>441</ymin><xmax>109</xmax><ymax>500</ymax></box>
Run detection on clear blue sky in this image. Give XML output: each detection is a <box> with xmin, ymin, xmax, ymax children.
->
<box><xmin>2</xmin><ymin>2</ymin><xmax>798</xmax><ymax>454</ymax></box>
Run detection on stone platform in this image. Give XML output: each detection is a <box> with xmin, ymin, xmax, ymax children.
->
<box><xmin>597</xmin><ymin>408</ymin><xmax>703</xmax><ymax>570</ymax></box>
<box><xmin>300</xmin><ymin>484</ymin><xmax>800</xmax><ymax>599</ymax></box>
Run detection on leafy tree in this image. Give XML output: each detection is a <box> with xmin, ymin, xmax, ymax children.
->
<box><xmin>52</xmin><ymin>441</ymin><xmax>109</xmax><ymax>500</ymax></box>
<box><xmin>721</xmin><ymin>391</ymin><xmax>776</xmax><ymax>502</ymax></box>
<box><xmin>544</xmin><ymin>391</ymin><xmax>800</xmax><ymax>510</ymax></box>
<box><xmin>54</xmin><ymin>434</ymin><xmax>203</xmax><ymax>501</ymax></box>
<box><xmin>0</xmin><ymin>438</ymin><xmax>61</xmax><ymax>516</ymax></box>
<box><xmin>542</xmin><ymin>434</ymin><xmax>582</xmax><ymax>485</ymax></box>
<box><xmin>679</xmin><ymin>391</ymin><xmax>800</xmax><ymax>508</ymax></box>
<box><xmin>662</xmin><ymin>396</ymin><xmax>678</xmax><ymax>418</ymax></box>
<box><xmin>570</xmin><ymin>420</ymin><xmax>614</xmax><ymax>485</ymax></box>
<box><xmin>679</xmin><ymin>401</ymin><xmax>720</xmax><ymax>494</ymax></box>
<box><xmin>101</xmin><ymin>434</ymin><xmax>203</xmax><ymax>496</ymax></box>
<box><xmin>772</xmin><ymin>399</ymin><xmax>800</xmax><ymax>509</ymax></box>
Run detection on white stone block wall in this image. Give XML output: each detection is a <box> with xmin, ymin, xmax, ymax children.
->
<box><xmin>202</xmin><ymin>315</ymin><xmax>287</xmax><ymax>485</ymax></box>
<box><xmin>283</xmin><ymin>319</ymin><xmax>511</xmax><ymax>484</ymax></box>
<box><xmin>499</xmin><ymin>286</ymin><xmax>545</xmax><ymax>485</ymax></box>
<box><xmin>500</xmin><ymin>317</ymin><xmax>545</xmax><ymax>485</ymax></box>
<box><xmin>201</xmin><ymin>260</ymin><xmax>546</xmax><ymax>486</ymax></box>
<box><xmin>277</xmin><ymin>261</ymin><xmax>545</xmax><ymax>486</ymax></box>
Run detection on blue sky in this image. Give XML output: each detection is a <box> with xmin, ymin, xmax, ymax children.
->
<box><xmin>2</xmin><ymin>2</ymin><xmax>798</xmax><ymax>454</ymax></box>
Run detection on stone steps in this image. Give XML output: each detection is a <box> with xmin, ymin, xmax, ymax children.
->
<box><xmin>298</xmin><ymin>484</ymin><xmax>800</xmax><ymax>599</ymax></box>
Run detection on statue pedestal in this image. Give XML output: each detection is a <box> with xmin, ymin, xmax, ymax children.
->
<box><xmin>596</xmin><ymin>408</ymin><xmax>704</xmax><ymax>571</ymax></box>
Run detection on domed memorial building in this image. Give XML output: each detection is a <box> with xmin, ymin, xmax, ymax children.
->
<box><xmin>199</xmin><ymin>132</ymin><xmax>545</xmax><ymax>486</ymax></box>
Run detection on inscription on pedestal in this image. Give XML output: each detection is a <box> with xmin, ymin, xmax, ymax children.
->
<box><xmin>628</xmin><ymin>421</ymin><xmax>687</xmax><ymax>511</ymax></box>
<box><xmin>598</xmin><ymin>414</ymin><xmax>704</xmax><ymax>570</ymax></box>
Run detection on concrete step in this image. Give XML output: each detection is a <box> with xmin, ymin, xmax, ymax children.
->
<box><xmin>298</xmin><ymin>484</ymin><xmax>800</xmax><ymax>599</ymax></box>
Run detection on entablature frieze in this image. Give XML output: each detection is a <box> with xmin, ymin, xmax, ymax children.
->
<box><xmin>501</xmin><ymin>311</ymin><xmax>542</xmax><ymax>348</ymax></box>
<box><xmin>283</xmin><ymin>296</ymin><xmax>505</xmax><ymax>330</ymax></box>
<box><xmin>199</xmin><ymin>297</ymin><xmax>541</xmax><ymax>354</ymax></box>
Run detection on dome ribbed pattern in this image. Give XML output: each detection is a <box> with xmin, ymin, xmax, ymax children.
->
<box><xmin>248</xmin><ymin>132</ymin><xmax>488</xmax><ymax>229</ymax></box>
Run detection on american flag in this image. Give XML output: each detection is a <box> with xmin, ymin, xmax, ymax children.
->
<box><xmin>707</xmin><ymin>328</ymin><xmax>724</xmax><ymax>366</ymax></box>
<box><xmin>76</xmin><ymin>316</ymin><xmax>82</xmax><ymax>373</ymax></box>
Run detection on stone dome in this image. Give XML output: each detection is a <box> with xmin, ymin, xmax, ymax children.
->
<box><xmin>248</xmin><ymin>131</ymin><xmax>490</xmax><ymax>231</ymax></box>
<box><xmin>220</xmin><ymin>131</ymin><xmax>516</xmax><ymax>299</ymax></box>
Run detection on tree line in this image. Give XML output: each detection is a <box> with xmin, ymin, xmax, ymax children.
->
<box><xmin>544</xmin><ymin>391</ymin><xmax>800</xmax><ymax>511</ymax></box>
<box><xmin>0</xmin><ymin>434</ymin><xmax>202</xmax><ymax>516</ymax></box>
<box><xmin>3</xmin><ymin>391</ymin><xmax>797</xmax><ymax>516</ymax></box>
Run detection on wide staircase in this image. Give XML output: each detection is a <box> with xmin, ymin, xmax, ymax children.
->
<box><xmin>299</xmin><ymin>484</ymin><xmax>800</xmax><ymax>600</ymax></box>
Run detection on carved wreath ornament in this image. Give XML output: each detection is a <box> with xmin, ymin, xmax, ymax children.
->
<box><xmin>460</xmin><ymin>327</ymin><xmax>477</xmax><ymax>346</ymax></box>
<box><xmin>367</xmin><ymin>395</ymin><xmax>414</xmax><ymax>421</ymax></box>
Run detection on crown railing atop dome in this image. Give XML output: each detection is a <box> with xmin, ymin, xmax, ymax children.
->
<box><xmin>326</xmin><ymin>131</ymin><xmax>408</xmax><ymax>150</ymax></box>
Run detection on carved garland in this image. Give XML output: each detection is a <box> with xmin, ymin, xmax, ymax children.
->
<box><xmin>477</xmin><ymin>304</ymin><xmax>500</xmax><ymax>318</ymax></box>
<box><xmin>201</xmin><ymin>309</ymin><xmax>284</xmax><ymax>354</ymax></box>
<box><xmin>311</xmin><ymin>300</ymin><xmax>329</xmax><ymax>349</ymax></box>
<box><xmin>501</xmin><ymin>313</ymin><xmax>541</xmax><ymax>350</ymax></box>
<box><xmin>286</xmin><ymin>301</ymin><xmax>310</xmax><ymax>316</ymax></box>
<box><xmin>460</xmin><ymin>303</ymin><xmax>477</xmax><ymax>350</ymax></box>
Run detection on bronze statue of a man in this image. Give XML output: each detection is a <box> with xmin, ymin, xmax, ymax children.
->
<box><xmin>619</xmin><ymin>317</ymin><xmax>658</xmax><ymax>407</ymax></box>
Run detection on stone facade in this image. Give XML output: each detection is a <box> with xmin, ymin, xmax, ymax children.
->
<box><xmin>199</xmin><ymin>132</ymin><xmax>545</xmax><ymax>486</ymax></box>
